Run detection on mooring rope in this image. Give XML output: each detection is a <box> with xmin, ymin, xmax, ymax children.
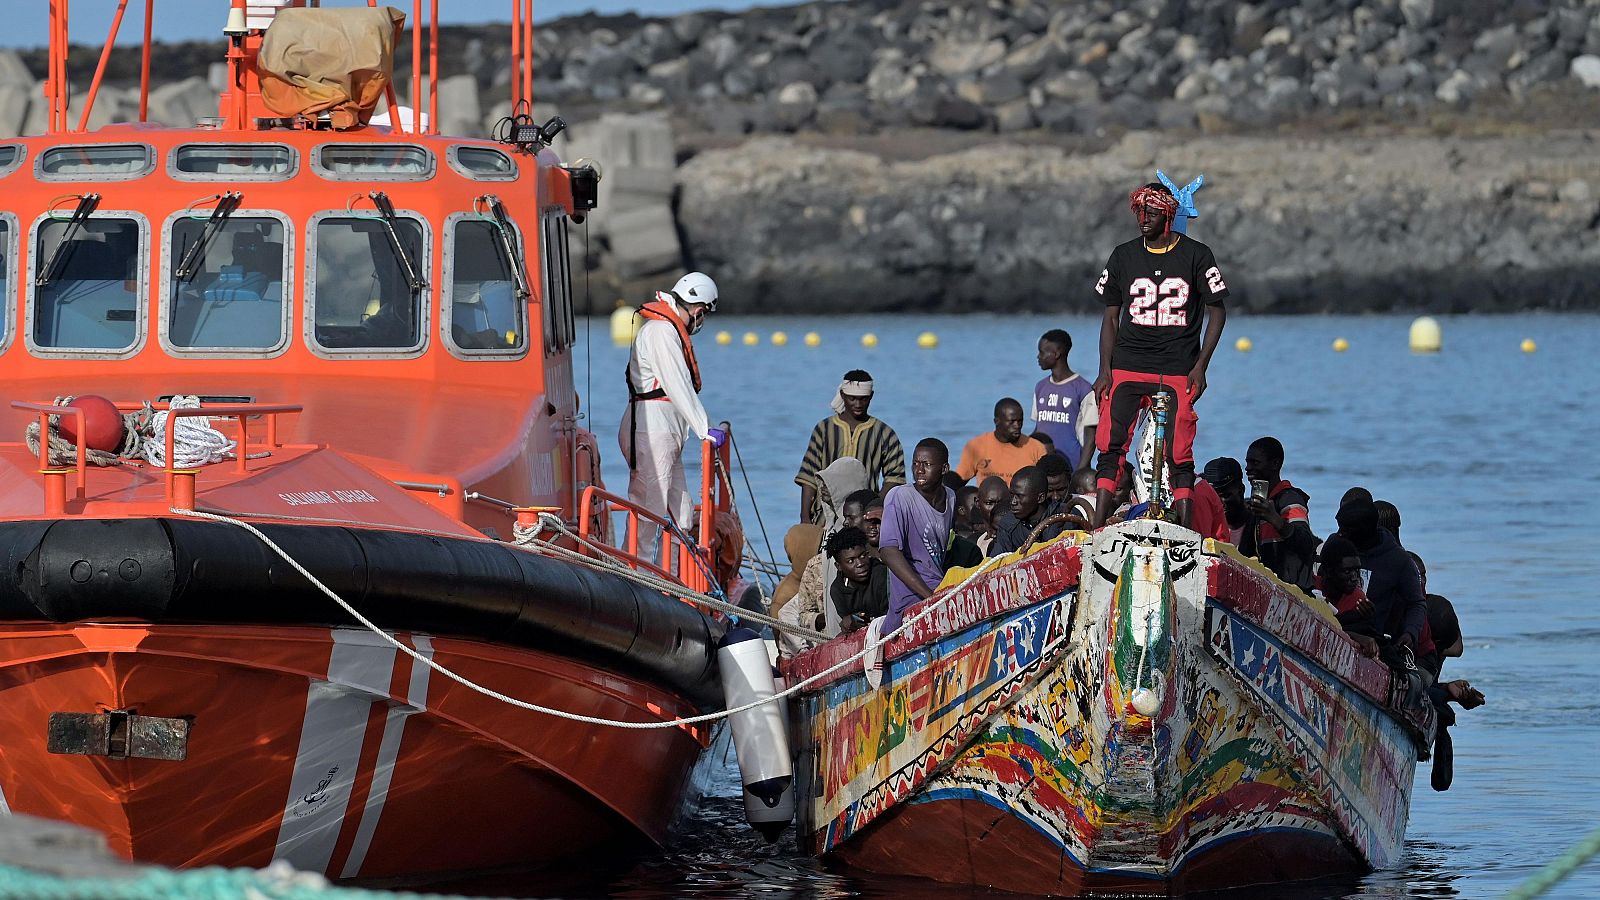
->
<box><xmin>169</xmin><ymin>504</ymin><xmax>1000</xmax><ymax>730</ymax></box>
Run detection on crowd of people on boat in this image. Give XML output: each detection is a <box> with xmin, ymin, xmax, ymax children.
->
<box><xmin>616</xmin><ymin>179</ymin><xmax>1482</xmax><ymax>786</ymax></box>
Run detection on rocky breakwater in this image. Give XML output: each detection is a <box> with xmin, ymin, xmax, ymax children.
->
<box><xmin>676</xmin><ymin>130</ymin><xmax>1600</xmax><ymax>314</ymax></box>
<box><xmin>536</xmin><ymin>0</ymin><xmax>1600</xmax><ymax>137</ymax></box>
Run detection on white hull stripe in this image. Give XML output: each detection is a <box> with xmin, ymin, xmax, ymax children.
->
<box><xmin>272</xmin><ymin>628</ymin><xmax>400</xmax><ymax>876</ymax></box>
<box><xmin>0</xmin><ymin>781</ymin><xmax>10</xmax><ymax>815</ymax></box>
<box><xmin>340</xmin><ymin>634</ymin><xmax>433</xmax><ymax>879</ymax></box>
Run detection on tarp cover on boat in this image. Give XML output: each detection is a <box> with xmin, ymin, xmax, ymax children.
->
<box><xmin>257</xmin><ymin>7</ymin><xmax>405</xmax><ymax>130</ymax></box>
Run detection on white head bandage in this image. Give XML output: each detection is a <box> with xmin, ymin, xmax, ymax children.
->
<box><xmin>831</xmin><ymin>379</ymin><xmax>874</xmax><ymax>415</ymax></box>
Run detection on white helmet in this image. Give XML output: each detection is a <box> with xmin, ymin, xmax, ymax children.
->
<box><xmin>671</xmin><ymin>272</ymin><xmax>719</xmax><ymax>312</ymax></box>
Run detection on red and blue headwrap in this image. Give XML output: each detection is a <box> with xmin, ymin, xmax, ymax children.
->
<box><xmin>1129</xmin><ymin>185</ymin><xmax>1179</xmax><ymax>235</ymax></box>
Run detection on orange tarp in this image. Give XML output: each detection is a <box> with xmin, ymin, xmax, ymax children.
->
<box><xmin>257</xmin><ymin>6</ymin><xmax>406</xmax><ymax>130</ymax></box>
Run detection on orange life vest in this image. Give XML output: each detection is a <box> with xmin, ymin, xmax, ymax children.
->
<box><xmin>633</xmin><ymin>294</ymin><xmax>702</xmax><ymax>393</ymax></box>
<box><xmin>624</xmin><ymin>293</ymin><xmax>702</xmax><ymax>469</ymax></box>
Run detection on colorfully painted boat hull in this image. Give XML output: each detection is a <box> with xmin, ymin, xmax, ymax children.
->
<box><xmin>784</xmin><ymin>519</ymin><xmax>1431</xmax><ymax>895</ymax></box>
<box><xmin>0</xmin><ymin>621</ymin><xmax>708</xmax><ymax>883</ymax></box>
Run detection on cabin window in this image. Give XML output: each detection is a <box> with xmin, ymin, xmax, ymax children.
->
<box><xmin>312</xmin><ymin>144</ymin><xmax>434</xmax><ymax>181</ymax></box>
<box><xmin>309</xmin><ymin>214</ymin><xmax>428</xmax><ymax>354</ymax></box>
<box><xmin>164</xmin><ymin>215</ymin><xmax>289</xmax><ymax>352</ymax></box>
<box><xmin>30</xmin><ymin>216</ymin><xmax>143</xmax><ymax>352</ymax></box>
<box><xmin>0</xmin><ymin>146</ymin><xmax>23</xmax><ymax>178</ymax></box>
<box><xmin>447</xmin><ymin>146</ymin><xmax>516</xmax><ymax>181</ymax></box>
<box><xmin>171</xmin><ymin>144</ymin><xmax>296</xmax><ymax>181</ymax></box>
<box><xmin>38</xmin><ymin>144</ymin><xmax>156</xmax><ymax>181</ymax></box>
<box><xmin>540</xmin><ymin>215</ymin><xmax>575</xmax><ymax>354</ymax></box>
<box><xmin>445</xmin><ymin>215</ymin><xmax>527</xmax><ymax>356</ymax></box>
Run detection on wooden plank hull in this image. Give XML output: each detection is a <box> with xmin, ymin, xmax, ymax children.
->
<box><xmin>0</xmin><ymin>621</ymin><xmax>708</xmax><ymax>884</ymax></box>
<box><xmin>787</xmin><ymin>520</ymin><xmax>1429</xmax><ymax>895</ymax></box>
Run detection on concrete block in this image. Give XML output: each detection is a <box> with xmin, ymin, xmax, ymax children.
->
<box><xmin>148</xmin><ymin>76</ymin><xmax>218</xmax><ymax>127</ymax></box>
<box><xmin>0</xmin><ymin>50</ymin><xmax>34</xmax><ymax>88</ymax></box>
<box><xmin>608</xmin><ymin>166</ymin><xmax>676</xmax><ymax>208</ymax></box>
<box><xmin>433</xmin><ymin>73</ymin><xmax>482</xmax><ymax>138</ymax></box>
<box><xmin>0</xmin><ymin>813</ymin><xmax>135</xmax><ymax>880</ymax></box>
<box><xmin>606</xmin><ymin>204</ymin><xmax>681</xmax><ymax>278</ymax></box>
<box><xmin>0</xmin><ymin>84</ymin><xmax>30</xmax><ymax>139</ymax></box>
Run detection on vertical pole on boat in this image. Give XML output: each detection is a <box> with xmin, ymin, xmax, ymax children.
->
<box><xmin>510</xmin><ymin>0</ymin><xmax>522</xmax><ymax>111</ymax></box>
<box><xmin>48</xmin><ymin>0</ymin><xmax>66</xmax><ymax>133</ymax></box>
<box><xmin>138</xmin><ymin>0</ymin><xmax>153</xmax><ymax>121</ymax></box>
<box><xmin>410</xmin><ymin>0</ymin><xmax>422</xmax><ymax>129</ymax></box>
<box><xmin>77</xmin><ymin>0</ymin><xmax>131</xmax><ymax>132</ymax></box>
<box><xmin>224</xmin><ymin>0</ymin><xmax>248</xmax><ymax>129</ymax></box>
<box><xmin>40</xmin><ymin>470</ymin><xmax>70</xmax><ymax>517</ymax></box>
<box><xmin>1146</xmin><ymin>391</ymin><xmax>1171</xmax><ymax>520</ymax></box>
<box><xmin>368</xmin><ymin>0</ymin><xmax>404</xmax><ymax>131</ymax></box>
<box><xmin>428</xmin><ymin>0</ymin><xmax>439</xmax><ymax>133</ymax></box>
<box><xmin>522</xmin><ymin>0</ymin><xmax>534</xmax><ymax>112</ymax></box>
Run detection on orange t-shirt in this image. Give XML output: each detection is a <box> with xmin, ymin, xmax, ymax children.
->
<box><xmin>956</xmin><ymin>433</ymin><xmax>1047</xmax><ymax>485</ymax></box>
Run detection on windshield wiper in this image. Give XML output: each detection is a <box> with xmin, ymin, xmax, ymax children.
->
<box><xmin>368</xmin><ymin>191</ymin><xmax>426</xmax><ymax>293</ymax></box>
<box><xmin>483</xmin><ymin>195</ymin><xmax>530</xmax><ymax>300</ymax></box>
<box><xmin>175</xmin><ymin>191</ymin><xmax>242</xmax><ymax>283</ymax></box>
<box><xmin>35</xmin><ymin>193</ymin><xmax>101</xmax><ymax>288</ymax></box>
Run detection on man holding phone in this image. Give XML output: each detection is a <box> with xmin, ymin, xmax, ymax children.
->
<box><xmin>1240</xmin><ymin>436</ymin><xmax>1317</xmax><ymax>594</ymax></box>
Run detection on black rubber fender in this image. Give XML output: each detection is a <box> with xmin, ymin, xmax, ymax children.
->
<box><xmin>0</xmin><ymin>518</ymin><xmax>724</xmax><ymax>707</ymax></box>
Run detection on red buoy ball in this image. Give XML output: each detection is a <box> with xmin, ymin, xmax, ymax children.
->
<box><xmin>57</xmin><ymin>395</ymin><xmax>125</xmax><ymax>452</ymax></box>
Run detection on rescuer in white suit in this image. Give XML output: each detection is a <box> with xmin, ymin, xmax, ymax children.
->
<box><xmin>620</xmin><ymin>272</ymin><xmax>727</xmax><ymax>540</ymax></box>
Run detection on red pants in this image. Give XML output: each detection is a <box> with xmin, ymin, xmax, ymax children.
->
<box><xmin>1094</xmin><ymin>369</ymin><xmax>1198</xmax><ymax>501</ymax></box>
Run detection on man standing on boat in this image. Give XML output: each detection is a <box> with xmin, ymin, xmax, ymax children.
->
<box><xmin>1090</xmin><ymin>182</ymin><xmax>1229</xmax><ymax>528</ymax></box>
<box><xmin>1033</xmin><ymin>329</ymin><xmax>1098</xmax><ymax>470</ymax></box>
<box><xmin>620</xmin><ymin>272</ymin><xmax>726</xmax><ymax>544</ymax></box>
<box><xmin>795</xmin><ymin>369</ymin><xmax>906</xmax><ymax>524</ymax></box>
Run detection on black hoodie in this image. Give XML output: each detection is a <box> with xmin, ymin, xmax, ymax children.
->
<box><xmin>1351</xmin><ymin>529</ymin><xmax>1426</xmax><ymax>646</ymax></box>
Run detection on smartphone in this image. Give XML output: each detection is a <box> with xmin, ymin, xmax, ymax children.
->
<box><xmin>1249</xmin><ymin>478</ymin><xmax>1270</xmax><ymax>500</ymax></box>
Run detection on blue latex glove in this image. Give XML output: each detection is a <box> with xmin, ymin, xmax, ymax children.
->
<box><xmin>1156</xmin><ymin>169</ymin><xmax>1204</xmax><ymax>234</ymax></box>
<box><xmin>706</xmin><ymin>427</ymin><xmax>728</xmax><ymax>449</ymax></box>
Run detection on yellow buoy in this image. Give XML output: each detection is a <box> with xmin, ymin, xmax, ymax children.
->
<box><xmin>771</xmin><ymin>331</ymin><xmax>789</xmax><ymax>346</ymax></box>
<box><xmin>1332</xmin><ymin>337</ymin><xmax>1349</xmax><ymax>352</ymax></box>
<box><xmin>609</xmin><ymin>301</ymin><xmax>639</xmax><ymax>346</ymax></box>
<box><xmin>1409</xmin><ymin>316</ymin><xmax>1441</xmax><ymax>353</ymax></box>
<box><xmin>804</xmin><ymin>331</ymin><xmax>821</xmax><ymax>347</ymax></box>
<box><xmin>861</xmin><ymin>333</ymin><xmax>879</xmax><ymax>348</ymax></box>
<box><xmin>916</xmin><ymin>331</ymin><xmax>939</xmax><ymax>349</ymax></box>
<box><xmin>715</xmin><ymin>330</ymin><xmax>732</xmax><ymax>346</ymax></box>
<box><xmin>1234</xmin><ymin>337</ymin><xmax>1252</xmax><ymax>352</ymax></box>
<box><xmin>1521</xmin><ymin>338</ymin><xmax>1537</xmax><ymax>353</ymax></box>
<box><xmin>742</xmin><ymin>331</ymin><xmax>759</xmax><ymax>346</ymax></box>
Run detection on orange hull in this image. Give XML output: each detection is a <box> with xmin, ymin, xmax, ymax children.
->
<box><xmin>0</xmin><ymin>621</ymin><xmax>707</xmax><ymax>882</ymax></box>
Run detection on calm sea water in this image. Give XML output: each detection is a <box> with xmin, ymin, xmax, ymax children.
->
<box><xmin>551</xmin><ymin>311</ymin><xmax>1600</xmax><ymax>900</ymax></box>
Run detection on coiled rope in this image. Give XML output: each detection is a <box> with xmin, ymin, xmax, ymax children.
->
<box><xmin>23</xmin><ymin>396</ymin><xmax>152</xmax><ymax>467</ymax></box>
<box><xmin>142</xmin><ymin>396</ymin><xmax>236</xmax><ymax>469</ymax></box>
<box><xmin>169</xmin><ymin>504</ymin><xmax>1001</xmax><ymax>730</ymax></box>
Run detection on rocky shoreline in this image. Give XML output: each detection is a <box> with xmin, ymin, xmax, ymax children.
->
<box><xmin>673</xmin><ymin>129</ymin><xmax>1600</xmax><ymax>314</ymax></box>
<box><xmin>2</xmin><ymin>0</ymin><xmax>1598</xmax><ymax>312</ymax></box>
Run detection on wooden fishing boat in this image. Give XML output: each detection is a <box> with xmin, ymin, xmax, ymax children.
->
<box><xmin>783</xmin><ymin>519</ymin><xmax>1435</xmax><ymax>895</ymax></box>
<box><xmin>0</xmin><ymin>0</ymin><xmax>735</xmax><ymax>885</ymax></box>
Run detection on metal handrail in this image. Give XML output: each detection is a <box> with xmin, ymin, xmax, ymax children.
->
<box><xmin>573</xmin><ymin>427</ymin><xmax>738</xmax><ymax>598</ymax></box>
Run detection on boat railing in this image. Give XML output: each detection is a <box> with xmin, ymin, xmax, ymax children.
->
<box><xmin>574</xmin><ymin>429</ymin><xmax>736</xmax><ymax>597</ymax></box>
<box><xmin>11</xmin><ymin>399</ymin><xmax>304</xmax><ymax>515</ymax></box>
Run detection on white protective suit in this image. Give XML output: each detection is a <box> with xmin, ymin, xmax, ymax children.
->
<box><xmin>618</xmin><ymin>292</ymin><xmax>710</xmax><ymax>531</ymax></box>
